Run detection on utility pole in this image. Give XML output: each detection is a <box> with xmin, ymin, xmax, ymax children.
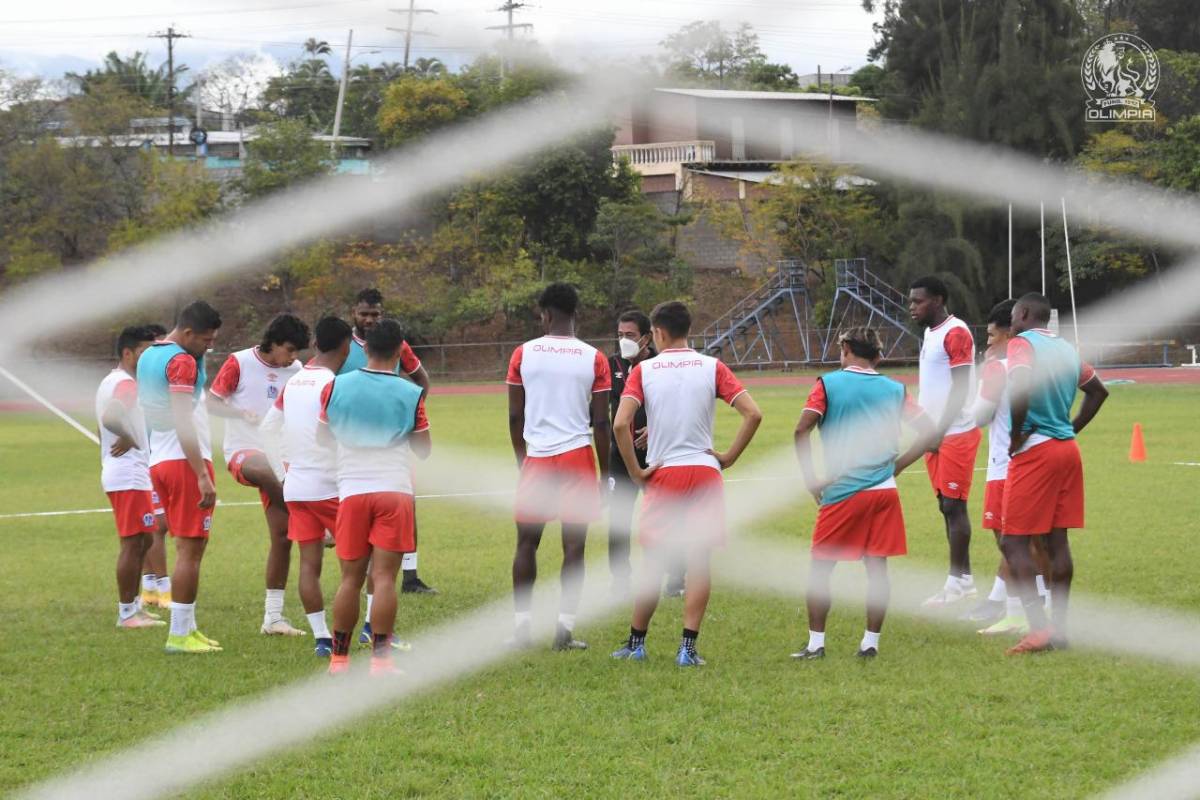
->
<box><xmin>486</xmin><ymin>1</ymin><xmax>532</xmax><ymax>79</ymax></box>
<box><xmin>331</xmin><ymin>29</ymin><xmax>353</xmax><ymax>157</ymax></box>
<box><xmin>150</xmin><ymin>26</ymin><xmax>189</xmax><ymax>157</ymax></box>
<box><xmin>387</xmin><ymin>1</ymin><xmax>437</xmax><ymax>71</ymax></box>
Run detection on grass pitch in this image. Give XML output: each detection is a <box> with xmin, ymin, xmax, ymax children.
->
<box><xmin>2</xmin><ymin>381</ymin><xmax>1199</xmax><ymax>798</ymax></box>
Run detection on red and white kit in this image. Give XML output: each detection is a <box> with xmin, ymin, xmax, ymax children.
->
<box><xmin>147</xmin><ymin>352</ymin><xmax>214</xmax><ymax>538</ymax></box>
<box><xmin>95</xmin><ymin>369</ymin><xmax>156</xmax><ymax>537</ymax></box>
<box><xmin>506</xmin><ymin>336</ymin><xmax>611</xmax><ymax>524</ymax></box>
<box><xmin>976</xmin><ymin>356</ymin><xmax>1011</xmax><ymax>530</ymax></box>
<box><xmin>918</xmin><ymin>315</ymin><xmax>981</xmax><ymax>500</ymax></box>
<box><xmin>268</xmin><ymin>364</ymin><xmax>339</xmax><ymax>543</ymax></box>
<box><xmin>621</xmin><ymin>349</ymin><xmax>746</xmax><ymax>549</ymax></box>
<box><xmin>210</xmin><ymin>347</ymin><xmax>300</xmax><ymax>493</ymax></box>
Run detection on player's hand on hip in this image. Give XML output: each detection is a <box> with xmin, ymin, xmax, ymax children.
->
<box><xmin>197</xmin><ymin>472</ymin><xmax>217</xmax><ymax>509</ymax></box>
<box><xmin>1008</xmin><ymin>430</ymin><xmax>1030</xmax><ymax>458</ymax></box>
<box><xmin>805</xmin><ymin>482</ymin><xmax>826</xmax><ymax>504</ymax></box>
<box><xmin>707</xmin><ymin>448</ymin><xmax>736</xmax><ymax>470</ymax></box>
<box><xmin>110</xmin><ymin>434</ymin><xmax>137</xmax><ymax>457</ymax></box>
<box><xmin>632</xmin><ymin>463</ymin><xmax>661</xmax><ymax>486</ymax></box>
<box><xmin>634</xmin><ymin>427</ymin><xmax>649</xmax><ymax>450</ymax></box>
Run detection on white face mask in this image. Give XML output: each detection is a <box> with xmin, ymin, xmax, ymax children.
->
<box><xmin>618</xmin><ymin>336</ymin><xmax>643</xmax><ymax>360</ymax></box>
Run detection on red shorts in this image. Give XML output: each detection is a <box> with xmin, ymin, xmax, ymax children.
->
<box><xmin>925</xmin><ymin>428</ymin><xmax>982</xmax><ymax>500</ymax></box>
<box><xmin>638</xmin><ymin>465</ymin><xmax>725</xmax><ymax>550</ymax></box>
<box><xmin>812</xmin><ymin>488</ymin><xmax>906</xmax><ymax>561</ymax></box>
<box><xmin>514</xmin><ymin>446</ymin><xmax>600</xmax><ymax>525</ymax></box>
<box><xmin>227</xmin><ymin>449</ymin><xmax>270</xmax><ymax>509</ymax></box>
<box><xmin>982</xmin><ymin>480</ymin><xmax>1005</xmax><ymax>531</ymax></box>
<box><xmin>287</xmin><ymin>498</ymin><xmax>339</xmax><ymax>544</ymax></box>
<box><xmin>335</xmin><ymin>492</ymin><xmax>415</xmax><ymax>560</ymax></box>
<box><xmin>1003</xmin><ymin>439</ymin><xmax>1084</xmax><ymax>535</ymax></box>
<box><xmin>106</xmin><ymin>490</ymin><xmax>157</xmax><ymax>538</ymax></box>
<box><xmin>149</xmin><ymin>460</ymin><xmax>215</xmax><ymax>539</ymax></box>
<box><xmin>150</xmin><ymin>490</ymin><xmax>165</xmax><ymax>517</ymax></box>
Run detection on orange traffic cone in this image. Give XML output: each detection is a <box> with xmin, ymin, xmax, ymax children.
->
<box><xmin>1129</xmin><ymin>423</ymin><xmax>1147</xmax><ymax>463</ymax></box>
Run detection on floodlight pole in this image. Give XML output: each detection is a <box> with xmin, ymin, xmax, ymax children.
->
<box><xmin>1061</xmin><ymin>198</ymin><xmax>1080</xmax><ymax>349</ymax></box>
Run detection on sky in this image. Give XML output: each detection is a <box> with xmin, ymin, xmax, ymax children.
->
<box><xmin>0</xmin><ymin>0</ymin><xmax>884</xmax><ymax>85</ymax></box>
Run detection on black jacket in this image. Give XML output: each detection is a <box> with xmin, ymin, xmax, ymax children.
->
<box><xmin>608</xmin><ymin>350</ymin><xmax>654</xmax><ymax>472</ymax></box>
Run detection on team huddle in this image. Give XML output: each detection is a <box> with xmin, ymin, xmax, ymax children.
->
<box><xmin>95</xmin><ymin>276</ymin><xmax>1107</xmax><ymax>671</ymax></box>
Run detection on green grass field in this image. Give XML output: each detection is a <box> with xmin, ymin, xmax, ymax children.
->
<box><xmin>2</xmin><ymin>381</ymin><xmax>1199</xmax><ymax>798</ymax></box>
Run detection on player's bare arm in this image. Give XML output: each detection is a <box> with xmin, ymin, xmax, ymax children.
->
<box><xmin>1007</xmin><ymin>366</ymin><xmax>1033</xmax><ymax>457</ymax></box>
<box><xmin>614</xmin><ymin>395</ymin><xmax>657</xmax><ymax>485</ymax></box>
<box><xmin>932</xmin><ymin>363</ymin><xmax>972</xmax><ymax>448</ymax></box>
<box><xmin>409</xmin><ymin>365</ymin><xmax>431</xmax><ymax>396</ymax></box>
<box><xmin>897</xmin><ymin>410</ymin><xmax>936</xmax><ymax>474</ymax></box>
<box><xmin>1073</xmin><ymin>376</ymin><xmax>1109</xmax><ymax>434</ymax></box>
<box><xmin>708</xmin><ymin>392</ymin><xmax>762</xmax><ymax>470</ymax></box>
<box><xmin>410</xmin><ymin>429</ymin><xmax>432</xmax><ymax>460</ymax></box>
<box><xmin>170</xmin><ymin>390</ymin><xmax>216</xmax><ymax>509</ymax></box>
<box><xmin>507</xmin><ymin>383</ymin><xmax>527</xmax><ymax>467</ymax></box>
<box><xmin>590</xmin><ymin>389</ymin><xmax>611</xmax><ymax>480</ymax></box>
<box><xmin>206</xmin><ymin>390</ymin><xmax>260</xmax><ymax>424</ymax></box>
<box><xmin>793</xmin><ymin>408</ymin><xmax>825</xmax><ymax>502</ymax></box>
<box><xmin>100</xmin><ymin>398</ymin><xmax>139</xmax><ymax>457</ymax></box>
<box><xmin>972</xmin><ymin>397</ymin><xmax>998</xmax><ymax>429</ymax></box>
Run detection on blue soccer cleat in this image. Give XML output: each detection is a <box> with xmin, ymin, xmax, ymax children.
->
<box><xmin>314</xmin><ymin>637</ymin><xmax>333</xmax><ymax>658</ymax></box>
<box><xmin>675</xmin><ymin>645</ymin><xmax>706</xmax><ymax>667</ymax></box>
<box><xmin>358</xmin><ymin>622</ymin><xmax>372</xmax><ymax>645</ymax></box>
<box><xmin>611</xmin><ymin>642</ymin><xmax>647</xmax><ymax>661</ymax></box>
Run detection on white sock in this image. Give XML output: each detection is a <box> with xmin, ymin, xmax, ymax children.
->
<box><xmin>959</xmin><ymin>573</ymin><xmax>975</xmax><ymax>589</ymax></box>
<box><xmin>264</xmin><ymin>589</ymin><xmax>285</xmax><ymax>624</ymax></box>
<box><xmin>1043</xmin><ymin>589</ymin><xmax>1052</xmax><ymax>608</ymax></box>
<box><xmin>557</xmin><ymin>612</ymin><xmax>576</xmax><ymax>630</ymax></box>
<box><xmin>987</xmin><ymin>577</ymin><xmax>1007</xmax><ymax>602</ymax></box>
<box><xmin>170</xmin><ymin>601</ymin><xmax>195</xmax><ymax>637</ymax></box>
<box><xmin>118</xmin><ymin>601</ymin><xmax>138</xmax><ymax>621</ymax></box>
<box><xmin>141</xmin><ymin>574</ymin><xmax>157</xmax><ymax>592</ymax></box>
<box><xmin>365</xmin><ymin>593</ymin><xmax>374</xmax><ymax>620</ymax></box>
<box><xmin>1006</xmin><ymin>595</ymin><xmax>1023</xmax><ymax>616</ymax></box>
<box><xmin>306</xmin><ymin>610</ymin><xmax>331</xmax><ymax>639</ymax></box>
<box><xmin>943</xmin><ymin>574</ymin><xmax>958</xmax><ymax>591</ymax></box>
<box><xmin>807</xmin><ymin>629</ymin><xmax>825</xmax><ymax>651</ymax></box>
<box><xmin>1035</xmin><ymin>574</ymin><xmax>1048</xmax><ymax>596</ymax></box>
<box><xmin>156</xmin><ymin>576</ymin><xmax>171</xmax><ymax>595</ymax></box>
<box><xmin>860</xmin><ymin>630</ymin><xmax>881</xmax><ymax>651</ymax></box>
<box><xmin>514</xmin><ymin>611</ymin><xmax>532</xmax><ymax>629</ymax></box>
<box><xmin>401</xmin><ymin>552</ymin><xmax>418</xmax><ymax>571</ymax></box>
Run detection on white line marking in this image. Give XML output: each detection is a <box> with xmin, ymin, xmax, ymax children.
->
<box><xmin>0</xmin><ymin>365</ymin><xmax>100</xmax><ymax>445</ymax></box>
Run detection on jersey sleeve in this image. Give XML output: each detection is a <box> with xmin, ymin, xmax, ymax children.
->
<box><xmin>715</xmin><ymin>361</ymin><xmax>747</xmax><ymax>405</ymax></box>
<box><xmin>978</xmin><ymin>359</ymin><xmax>1007</xmax><ymax>403</ymax></box>
<box><xmin>399</xmin><ymin>341</ymin><xmax>422</xmax><ymax>376</ymax></box>
<box><xmin>1078</xmin><ymin>361</ymin><xmax>1098</xmax><ymax>387</ymax></box>
<box><xmin>505</xmin><ymin>346</ymin><xmax>523</xmax><ymax>386</ymax></box>
<box><xmin>273</xmin><ymin>384</ymin><xmax>286</xmax><ymax>411</ymax></box>
<box><xmin>413</xmin><ymin>398</ymin><xmax>430</xmax><ymax>433</ymax></box>
<box><xmin>803</xmin><ymin>378</ymin><xmax>827</xmax><ymax>417</ymax></box>
<box><xmin>209</xmin><ymin>354</ymin><xmax>240</xmax><ymax>399</ymax></box>
<box><xmin>166</xmin><ymin>354</ymin><xmax>199</xmax><ymax>394</ymax></box>
<box><xmin>1006</xmin><ymin>337</ymin><xmax>1035</xmax><ymax>371</ymax></box>
<box><xmin>318</xmin><ymin>380</ymin><xmax>334</xmax><ymax>423</ymax></box>
<box><xmin>944</xmin><ymin>327</ymin><xmax>975</xmax><ymax>368</ymax></box>
<box><xmin>592</xmin><ymin>350</ymin><xmax>612</xmax><ymax>393</ymax></box>
<box><xmin>621</xmin><ymin>363</ymin><xmax>645</xmax><ymax>406</ymax></box>
<box><xmin>112</xmin><ymin>378</ymin><xmax>138</xmax><ymax>409</ymax></box>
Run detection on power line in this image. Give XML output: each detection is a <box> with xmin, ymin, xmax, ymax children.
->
<box><xmin>486</xmin><ymin>2</ymin><xmax>532</xmax><ymax>79</ymax></box>
<box><xmin>149</xmin><ymin>26</ymin><xmax>190</xmax><ymax>156</ymax></box>
<box><xmin>0</xmin><ymin>0</ymin><xmax>373</xmax><ymax>26</ymax></box>
<box><xmin>387</xmin><ymin>2</ymin><xmax>437</xmax><ymax>71</ymax></box>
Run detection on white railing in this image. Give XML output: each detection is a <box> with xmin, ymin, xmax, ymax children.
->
<box><xmin>611</xmin><ymin>140</ymin><xmax>716</xmax><ymax>166</ymax></box>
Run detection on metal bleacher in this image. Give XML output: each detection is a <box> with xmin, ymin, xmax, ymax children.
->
<box><xmin>821</xmin><ymin>259</ymin><xmax>920</xmax><ymax>361</ymax></box>
<box><xmin>699</xmin><ymin>260</ymin><xmax>813</xmax><ymax>366</ymax></box>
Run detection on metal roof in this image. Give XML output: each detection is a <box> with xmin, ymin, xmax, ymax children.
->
<box><xmin>655</xmin><ymin>88</ymin><xmax>874</xmax><ymax>103</ymax></box>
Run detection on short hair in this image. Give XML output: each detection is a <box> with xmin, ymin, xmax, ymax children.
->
<box><xmin>260</xmin><ymin>314</ymin><xmax>310</xmax><ymax>352</ymax></box>
<box><xmin>650</xmin><ymin>301</ymin><xmax>691</xmax><ymax>339</ymax></box>
<box><xmin>314</xmin><ymin>316</ymin><xmax>353</xmax><ymax>353</ymax></box>
<box><xmin>144</xmin><ymin>323</ymin><xmax>167</xmax><ymax>338</ymax></box>
<box><xmin>618</xmin><ymin>310</ymin><xmax>651</xmax><ymax>336</ymax></box>
<box><xmin>116</xmin><ymin>325</ymin><xmax>157</xmax><ymax>356</ymax></box>
<box><xmin>538</xmin><ymin>282</ymin><xmax>578</xmax><ymax>316</ymax></box>
<box><xmin>355</xmin><ymin>288</ymin><xmax>383</xmax><ymax>307</ymax></box>
<box><xmin>910</xmin><ymin>276</ymin><xmax>949</xmax><ymax>303</ymax></box>
<box><xmin>1016</xmin><ymin>292</ymin><xmax>1052</xmax><ymax>324</ymax></box>
<box><xmin>177</xmin><ymin>301</ymin><xmax>222</xmax><ymax>333</ymax></box>
<box><xmin>365</xmin><ymin>318</ymin><xmax>404</xmax><ymax>359</ymax></box>
<box><xmin>987</xmin><ymin>299</ymin><xmax>1017</xmax><ymax>329</ymax></box>
<box><xmin>838</xmin><ymin>326</ymin><xmax>883</xmax><ymax>360</ymax></box>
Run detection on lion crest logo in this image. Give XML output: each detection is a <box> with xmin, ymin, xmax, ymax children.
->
<box><xmin>1082</xmin><ymin>33</ymin><xmax>1158</xmax><ymax>122</ymax></box>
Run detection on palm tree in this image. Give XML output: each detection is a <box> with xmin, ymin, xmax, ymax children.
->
<box><xmin>302</xmin><ymin>38</ymin><xmax>333</xmax><ymax>57</ymax></box>
<box><xmin>409</xmin><ymin>57</ymin><xmax>447</xmax><ymax>77</ymax></box>
<box><xmin>66</xmin><ymin>51</ymin><xmax>190</xmax><ymax>106</ymax></box>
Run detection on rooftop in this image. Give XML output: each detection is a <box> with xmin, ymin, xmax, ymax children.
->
<box><xmin>654</xmin><ymin>87</ymin><xmax>874</xmax><ymax>103</ymax></box>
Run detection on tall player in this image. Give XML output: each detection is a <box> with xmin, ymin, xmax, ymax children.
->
<box><xmin>261</xmin><ymin>316</ymin><xmax>353</xmax><ymax>657</ymax></box>
<box><xmin>97</xmin><ymin>325</ymin><xmax>167</xmax><ymax>629</ymax></box>
<box><xmin>138</xmin><ymin>301</ymin><xmax>223</xmax><ymax>654</ymax></box>
<box><xmin>342</xmin><ymin>288</ymin><xmax>436</xmax><ymax>596</ymax></box>
<box><xmin>908</xmin><ymin>276</ymin><xmax>981</xmax><ymax>607</ymax></box>
<box><xmin>791</xmin><ymin>328</ymin><xmax>933</xmax><ymax>659</ymax></box>
<box><xmin>507</xmin><ymin>282</ymin><xmax>611</xmax><ymax>650</ymax></box>
<box><xmin>1001</xmin><ymin>293</ymin><xmax>1108</xmax><ymax>654</ymax></box>
<box><xmin>209</xmin><ymin>314</ymin><xmax>308</xmax><ymax>635</ymax></box>
<box><xmin>321</xmin><ymin>319</ymin><xmax>431</xmax><ymax>675</ymax></box>
<box><xmin>139</xmin><ymin>323</ymin><xmax>173</xmax><ymax>610</ymax></box>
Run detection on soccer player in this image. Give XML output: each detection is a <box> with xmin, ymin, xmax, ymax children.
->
<box><xmin>507</xmin><ymin>282</ymin><xmax>611</xmax><ymax>650</ymax></box>
<box><xmin>610</xmin><ymin>301</ymin><xmax>762</xmax><ymax>667</ymax></box>
<box><xmin>908</xmin><ymin>276</ymin><xmax>982</xmax><ymax>607</ymax></box>
<box><xmin>137</xmin><ymin>301</ymin><xmax>223</xmax><ymax>654</ymax></box>
<box><xmin>791</xmin><ymin>328</ymin><xmax>933</xmax><ymax>659</ymax></box>
<box><xmin>321</xmin><ymin>319</ymin><xmax>431</xmax><ymax>675</ymax></box>
<box><xmin>96</xmin><ymin>325</ymin><xmax>167</xmax><ymax>629</ymax></box>
<box><xmin>261</xmin><ymin>316</ymin><xmax>353</xmax><ymax>657</ymax></box>
<box><xmin>209</xmin><ymin>314</ymin><xmax>307</xmax><ymax>635</ymax></box>
<box><xmin>138</xmin><ymin>323</ymin><xmax>173</xmax><ymax>610</ymax></box>
<box><xmin>342</xmin><ymin>287</ymin><xmax>436</xmax><ymax>596</ymax></box>
<box><xmin>1001</xmin><ymin>293</ymin><xmax>1108</xmax><ymax>654</ymax></box>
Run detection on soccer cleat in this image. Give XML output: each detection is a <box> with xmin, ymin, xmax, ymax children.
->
<box><xmin>369</xmin><ymin>657</ymin><xmax>403</xmax><ymax>677</ymax></box>
<box><xmin>611</xmin><ymin>642</ymin><xmax>647</xmax><ymax>661</ymax></box>
<box><xmin>138</xmin><ymin>606</ymin><xmax>163</xmax><ymax>621</ymax></box>
<box><xmin>790</xmin><ymin>647</ymin><xmax>825</xmax><ymax>660</ymax></box>
<box><xmin>165</xmin><ymin>632</ymin><xmax>219</xmax><ymax>654</ymax></box>
<box><xmin>389</xmin><ymin>635</ymin><xmax>413</xmax><ymax>653</ymax></box>
<box><xmin>675</xmin><ymin>646</ymin><xmax>706</xmax><ymax>667</ymax></box>
<box><xmin>978</xmin><ymin>615</ymin><xmax>1028</xmax><ymax>637</ymax></box>
<box><xmin>140</xmin><ymin>589</ymin><xmax>159</xmax><ymax>608</ymax></box>
<box><xmin>261</xmin><ymin>618</ymin><xmax>306</xmax><ymax>636</ymax></box>
<box><xmin>358</xmin><ymin>622</ymin><xmax>373</xmax><ymax>645</ymax></box>
<box><xmin>328</xmin><ymin>654</ymin><xmax>350</xmax><ymax>675</ymax></box>
<box><xmin>552</xmin><ymin>625</ymin><xmax>588</xmax><ymax>651</ymax></box>
<box><xmin>401</xmin><ymin>576</ymin><xmax>438</xmax><ymax>595</ymax></box>
<box><xmin>117</xmin><ymin>611</ymin><xmax>166</xmax><ymax>629</ymax></box>
<box><xmin>921</xmin><ymin>584</ymin><xmax>978</xmax><ymax>609</ymax></box>
<box><xmin>314</xmin><ymin>637</ymin><xmax>334</xmax><ymax>658</ymax></box>
<box><xmin>1006</xmin><ymin>627</ymin><xmax>1056</xmax><ymax>655</ymax></box>
<box><xmin>856</xmin><ymin>647</ymin><xmax>878</xmax><ymax>659</ymax></box>
<box><xmin>192</xmin><ymin>630</ymin><xmax>221</xmax><ymax>647</ymax></box>
<box><xmin>960</xmin><ymin>598</ymin><xmax>1005</xmax><ymax>624</ymax></box>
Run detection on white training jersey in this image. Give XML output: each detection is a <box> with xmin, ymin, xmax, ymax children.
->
<box><xmin>210</xmin><ymin>347</ymin><xmax>300</xmax><ymax>461</ymax></box>
<box><xmin>506</xmin><ymin>335</ymin><xmax>612</xmax><ymax>458</ymax></box>
<box><xmin>918</xmin><ymin>315</ymin><xmax>977</xmax><ymax>436</ymax></box>
<box><xmin>95</xmin><ymin>369</ymin><xmax>153</xmax><ymax>492</ymax></box>
<box><xmin>976</xmin><ymin>357</ymin><xmax>1012</xmax><ymax>481</ymax></box>
<box><xmin>269</xmin><ymin>364</ymin><xmax>338</xmax><ymax>502</ymax></box>
<box><xmin>621</xmin><ymin>349</ymin><xmax>747</xmax><ymax>471</ymax></box>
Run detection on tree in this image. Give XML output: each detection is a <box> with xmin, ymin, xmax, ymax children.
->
<box><xmin>376</xmin><ymin>75</ymin><xmax>469</xmax><ymax>146</ymax></box>
<box><xmin>589</xmin><ymin>198</ymin><xmax>674</xmax><ymax>311</ymax></box>
<box><xmin>238</xmin><ymin>119</ymin><xmax>332</xmax><ymax>198</ymax></box>
<box><xmin>262</xmin><ymin>55</ymin><xmax>339</xmax><ymax>130</ymax></box>
<box><xmin>195</xmin><ymin>54</ymin><xmax>280</xmax><ymax>125</ymax></box>
<box><xmin>66</xmin><ymin>51</ymin><xmax>188</xmax><ymax>107</ymax></box>
<box><xmin>409</xmin><ymin>57</ymin><xmax>447</xmax><ymax>77</ymax></box>
<box><xmin>659</xmin><ymin>20</ymin><xmax>798</xmax><ymax>90</ymax></box>
<box><xmin>848</xmin><ymin>64</ymin><xmax>885</xmax><ymax>98</ymax></box>
<box><xmin>1099</xmin><ymin>0</ymin><xmax>1200</xmax><ymax>52</ymax></box>
<box><xmin>302</xmin><ymin>38</ymin><xmax>333</xmax><ymax>57</ymax></box>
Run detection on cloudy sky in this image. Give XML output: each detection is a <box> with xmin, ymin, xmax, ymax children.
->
<box><xmin>0</xmin><ymin>0</ymin><xmax>883</xmax><ymax>84</ymax></box>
